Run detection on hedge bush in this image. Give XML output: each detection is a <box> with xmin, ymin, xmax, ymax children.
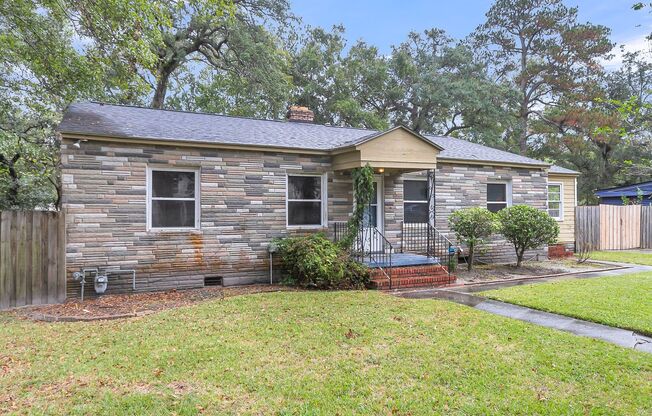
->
<box><xmin>449</xmin><ymin>207</ymin><xmax>497</xmax><ymax>271</ymax></box>
<box><xmin>274</xmin><ymin>233</ymin><xmax>370</xmax><ymax>289</ymax></box>
<box><xmin>496</xmin><ymin>205</ymin><xmax>559</xmax><ymax>267</ymax></box>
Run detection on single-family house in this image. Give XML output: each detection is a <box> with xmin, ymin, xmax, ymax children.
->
<box><xmin>58</xmin><ymin>102</ymin><xmax>579</xmax><ymax>296</ymax></box>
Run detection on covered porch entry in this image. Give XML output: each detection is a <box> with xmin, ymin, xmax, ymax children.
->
<box><xmin>329</xmin><ymin>126</ymin><xmax>456</xmax><ymax>289</ymax></box>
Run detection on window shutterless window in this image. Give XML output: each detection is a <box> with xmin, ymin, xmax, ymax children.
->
<box><xmin>548</xmin><ymin>183</ymin><xmax>563</xmax><ymax>220</ymax></box>
<box><xmin>287</xmin><ymin>174</ymin><xmax>325</xmax><ymax>227</ymax></box>
<box><xmin>404</xmin><ymin>180</ymin><xmax>429</xmax><ymax>223</ymax></box>
<box><xmin>487</xmin><ymin>183</ymin><xmax>510</xmax><ymax>213</ymax></box>
<box><xmin>147</xmin><ymin>168</ymin><xmax>200</xmax><ymax>230</ymax></box>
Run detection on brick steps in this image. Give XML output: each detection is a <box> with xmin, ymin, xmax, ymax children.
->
<box><xmin>369</xmin><ymin>264</ymin><xmax>456</xmax><ymax>290</ymax></box>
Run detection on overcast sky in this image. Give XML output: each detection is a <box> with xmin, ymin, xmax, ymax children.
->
<box><xmin>291</xmin><ymin>0</ymin><xmax>652</xmax><ymax>67</ymax></box>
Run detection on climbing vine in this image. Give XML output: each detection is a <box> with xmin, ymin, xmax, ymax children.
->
<box><xmin>339</xmin><ymin>164</ymin><xmax>375</xmax><ymax>250</ymax></box>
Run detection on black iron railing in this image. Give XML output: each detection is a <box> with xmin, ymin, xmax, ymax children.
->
<box><xmin>332</xmin><ymin>221</ymin><xmax>393</xmax><ymax>289</ymax></box>
<box><xmin>401</xmin><ymin>222</ymin><xmax>456</xmax><ymax>274</ymax></box>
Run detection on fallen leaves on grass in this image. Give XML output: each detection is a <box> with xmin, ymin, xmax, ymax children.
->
<box><xmin>9</xmin><ymin>285</ymin><xmax>296</xmax><ymax>322</ymax></box>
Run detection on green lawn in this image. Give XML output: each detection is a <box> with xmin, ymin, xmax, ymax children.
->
<box><xmin>1</xmin><ymin>291</ymin><xmax>651</xmax><ymax>415</ymax></box>
<box><xmin>589</xmin><ymin>250</ymin><xmax>652</xmax><ymax>266</ymax></box>
<box><xmin>482</xmin><ymin>273</ymin><xmax>652</xmax><ymax>336</ymax></box>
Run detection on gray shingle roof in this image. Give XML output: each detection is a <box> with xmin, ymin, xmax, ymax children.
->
<box><xmin>58</xmin><ymin>102</ymin><xmax>376</xmax><ymax>151</ymax></box>
<box><xmin>58</xmin><ymin>102</ymin><xmax>579</xmax><ymax>174</ymax></box>
<box><xmin>549</xmin><ymin>165</ymin><xmax>580</xmax><ymax>175</ymax></box>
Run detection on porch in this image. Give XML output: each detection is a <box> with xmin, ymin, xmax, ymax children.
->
<box><xmin>327</xmin><ymin>125</ymin><xmax>456</xmax><ymax>289</ymax></box>
<box><xmin>332</xmin><ymin>220</ymin><xmax>457</xmax><ymax>290</ymax></box>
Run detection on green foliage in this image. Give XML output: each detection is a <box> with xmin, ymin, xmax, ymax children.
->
<box><xmin>274</xmin><ymin>233</ymin><xmax>370</xmax><ymax>289</ymax></box>
<box><xmin>496</xmin><ymin>205</ymin><xmax>560</xmax><ymax>267</ymax></box>
<box><xmin>338</xmin><ymin>164</ymin><xmax>375</xmax><ymax>250</ymax></box>
<box><xmin>474</xmin><ymin>0</ymin><xmax>613</xmax><ymax>155</ymax></box>
<box><xmin>449</xmin><ymin>208</ymin><xmax>497</xmax><ymax>271</ymax></box>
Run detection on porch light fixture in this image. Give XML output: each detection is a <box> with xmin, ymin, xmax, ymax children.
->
<box><xmin>378</xmin><ymin>168</ymin><xmax>385</xmax><ymax>173</ymax></box>
<box><xmin>72</xmin><ymin>139</ymin><xmax>87</xmax><ymax>149</ymax></box>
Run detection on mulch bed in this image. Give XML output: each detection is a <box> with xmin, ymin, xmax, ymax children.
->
<box><xmin>455</xmin><ymin>260</ymin><xmax>605</xmax><ymax>283</ymax></box>
<box><xmin>8</xmin><ymin>285</ymin><xmax>296</xmax><ymax>322</ymax></box>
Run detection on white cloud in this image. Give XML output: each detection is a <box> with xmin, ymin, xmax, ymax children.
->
<box><xmin>601</xmin><ymin>34</ymin><xmax>652</xmax><ymax>69</ymax></box>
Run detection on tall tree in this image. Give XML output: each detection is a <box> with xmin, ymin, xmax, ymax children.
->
<box><xmin>386</xmin><ymin>29</ymin><xmax>514</xmax><ymax>142</ymax></box>
<box><xmin>292</xmin><ymin>27</ymin><xmax>512</xmax><ymax>142</ymax></box>
<box><xmin>533</xmin><ymin>51</ymin><xmax>652</xmax><ymax>202</ymax></box>
<box><xmin>0</xmin><ymin>0</ymin><xmax>107</xmax><ymax>209</ymax></box>
<box><xmin>63</xmin><ymin>0</ymin><xmax>293</xmax><ymax>109</ymax></box>
<box><xmin>291</xmin><ymin>26</ymin><xmax>390</xmax><ymax>129</ymax></box>
<box><xmin>475</xmin><ymin>0</ymin><xmax>612</xmax><ymax>155</ymax></box>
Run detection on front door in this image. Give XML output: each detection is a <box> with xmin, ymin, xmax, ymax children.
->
<box><xmin>361</xmin><ymin>176</ymin><xmax>384</xmax><ymax>252</ymax></box>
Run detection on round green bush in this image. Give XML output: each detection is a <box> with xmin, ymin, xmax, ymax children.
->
<box><xmin>496</xmin><ymin>205</ymin><xmax>559</xmax><ymax>267</ymax></box>
<box><xmin>275</xmin><ymin>233</ymin><xmax>370</xmax><ymax>289</ymax></box>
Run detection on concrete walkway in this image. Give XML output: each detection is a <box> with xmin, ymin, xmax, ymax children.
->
<box><xmin>396</xmin><ymin>262</ymin><xmax>652</xmax><ymax>353</ymax></box>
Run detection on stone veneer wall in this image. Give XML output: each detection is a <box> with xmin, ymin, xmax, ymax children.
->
<box><xmin>62</xmin><ymin>139</ymin><xmax>354</xmax><ymax>297</ymax></box>
<box><xmin>405</xmin><ymin>162</ymin><xmax>549</xmax><ymax>264</ymax></box>
<box><xmin>62</xmin><ymin>137</ymin><xmax>552</xmax><ymax>297</ymax></box>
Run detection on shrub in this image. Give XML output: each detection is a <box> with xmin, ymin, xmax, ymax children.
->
<box><xmin>496</xmin><ymin>205</ymin><xmax>560</xmax><ymax>268</ymax></box>
<box><xmin>448</xmin><ymin>207</ymin><xmax>497</xmax><ymax>271</ymax></box>
<box><xmin>275</xmin><ymin>233</ymin><xmax>370</xmax><ymax>289</ymax></box>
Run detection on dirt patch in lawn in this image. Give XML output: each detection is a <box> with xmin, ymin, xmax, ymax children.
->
<box><xmin>455</xmin><ymin>260</ymin><xmax>604</xmax><ymax>283</ymax></box>
<box><xmin>8</xmin><ymin>285</ymin><xmax>295</xmax><ymax>322</ymax></box>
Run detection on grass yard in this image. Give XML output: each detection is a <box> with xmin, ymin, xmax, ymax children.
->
<box><xmin>482</xmin><ymin>272</ymin><xmax>652</xmax><ymax>336</ymax></box>
<box><xmin>1</xmin><ymin>291</ymin><xmax>651</xmax><ymax>415</ymax></box>
<box><xmin>589</xmin><ymin>250</ymin><xmax>652</xmax><ymax>266</ymax></box>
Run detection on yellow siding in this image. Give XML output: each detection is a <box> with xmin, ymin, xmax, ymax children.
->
<box><xmin>549</xmin><ymin>174</ymin><xmax>577</xmax><ymax>244</ymax></box>
<box><xmin>333</xmin><ymin>128</ymin><xmax>440</xmax><ymax>171</ymax></box>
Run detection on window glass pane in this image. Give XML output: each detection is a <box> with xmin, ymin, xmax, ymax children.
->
<box><xmin>363</xmin><ymin>205</ymin><xmax>377</xmax><ymax>227</ymax></box>
<box><xmin>404</xmin><ymin>202</ymin><xmax>429</xmax><ymax>223</ymax></box>
<box><xmin>288</xmin><ymin>176</ymin><xmax>321</xmax><ymax>200</ymax></box>
<box><xmin>549</xmin><ymin>209</ymin><xmax>560</xmax><ymax>218</ymax></box>
<box><xmin>404</xmin><ymin>180</ymin><xmax>428</xmax><ymax>201</ymax></box>
<box><xmin>487</xmin><ymin>183</ymin><xmax>506</xmax><ymax>202</ymax></box>
<box><xmin>152</xmin><ymin>200</ymin><xmax>195</xmax><ymax>228</ymax></box>
<box><xmin>548</xmin><ymin>185</ymin><xmax>561</xmax><ymax>202</ymax></box>
<box><xmin>152</xmin><ymin>171</ymin><xmax>195</xmax><ymax>198</ymax></box>
<box><xmin>487</xmin><ymin>202</ymin><xmax>507</xmax><ymax>213</ymax></box>
<box><xmin>370</xmin><ymin>182</ymin><xmax>378</xmax><ymax>204</ymax></box>
<box><xmin>288</xmin><ymin>201</ymin><xmax>321</xmax><ymax>225</ymax></box>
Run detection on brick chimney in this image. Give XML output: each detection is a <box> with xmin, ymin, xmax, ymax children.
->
<box><xmin>287</xmin><ymin>106</ymin><xmax>314</xmax><ymax>123</ymax></box>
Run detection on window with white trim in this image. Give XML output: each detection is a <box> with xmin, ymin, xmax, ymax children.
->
<box><xmin>548</xmin><ymin>183</ymin><xmax>562</xmax><ymax>220</ymax></box>
<box><xmin>148</xmin><ymin>168</ymin><xmax>200</xmax><ymax>229</ymax></box>
<box><xmin>404</xmin><ymin>180</ymin><xmax>429</xmax><ymax>223</ymax></box>
<box><xmin>487</xmin><ymin>182</ymin><xmax>510</xmax><ymax>213</ymax></box>
<box><xmin>287</xmin><ymin>174</ymin><xmax>325</xmax><ymax>226</ymax></box>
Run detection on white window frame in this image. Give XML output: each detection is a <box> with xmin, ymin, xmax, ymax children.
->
<box><xmin>286</xmin><ymin>173</ymin><xmax>328</xmax><ymax>229</ymax></box>
<box><xmin>547</xmin><ymin>182</ymin><xmax>564</xmax><ymax>221</ymax></box>
<box><xmin>403</xmin><ymin>178</ymin><xmax>429</xmax><ymax>224</ymax></box>
<box><xmin>486</xmin><ymin>181</ymin><xmax>512</xmax><ymax>212</ymax></box>
<box><xmin>146</xmin><ymin>166</ymin><xmax>201</xmax><ymax>231</ymax></box>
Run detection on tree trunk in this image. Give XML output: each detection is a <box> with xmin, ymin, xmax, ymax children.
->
<box><xmin>467</xmin><ymin>243</ymin><xmax>475</xmax><ymax>271</ymax></box>
<box><xmin>151</xmin><ymin>71</ymin><xmax>171</xmax><ymax>109</ymax></box>
<box><xmin>518</xmin><ymin>34</ymin><xmax>529</xmax><ymax>156</ymax></box>
<box><xmin>518</xmin><ymin>109</ymin><xmax>528</xmax><ymax>155</ymax></box>
<box><xmin>0</xmin><ymin>153</ymin><xmax>21</xmax><ymax>208</ymax></box>
<box><xmin>515</xmin><ymin>248</ymin><xmax>524</xmax><ymax>268</ymax></box>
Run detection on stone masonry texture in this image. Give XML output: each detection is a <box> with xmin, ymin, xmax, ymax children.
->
<box><xmin>62</xmin><ymin>139</ymin><xmax>549</xmax><ymax>297</ymax></box>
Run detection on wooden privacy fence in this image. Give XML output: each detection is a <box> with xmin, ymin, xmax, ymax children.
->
<box><xmin>0</xmin><ymin>211</ymin><xmax>66</xmax><ymax>310</ymax></box>
<box><xmin>575</xmin><ymin>205</ymin><xmax>652</xmax><ymax>250</ymax></box>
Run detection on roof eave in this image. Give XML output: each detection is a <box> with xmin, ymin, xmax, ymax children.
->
<box><xmin>59</xmin><ymin>131</ymin><xmax>331</xmax><ymax>155</ymax></box>
<box><xmin>437</xmin><ymin>156</ymin><xmax>550</xmax><ymax>170</ymax></box>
